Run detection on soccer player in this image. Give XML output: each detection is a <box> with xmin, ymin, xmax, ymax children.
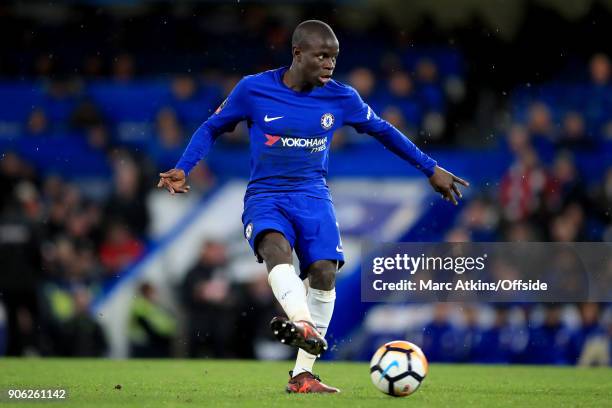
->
<box><xmin>158</xmin><ymin>20</ymin><xmax>468</xmax><ymax>393</ymax></box>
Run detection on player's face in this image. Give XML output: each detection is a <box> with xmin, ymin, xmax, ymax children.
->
<box><xmin>299</xmin><ymin>37</ymin><xmax>339</xmax><ymax>87</ymax></box>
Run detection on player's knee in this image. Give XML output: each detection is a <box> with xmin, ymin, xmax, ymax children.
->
<box><xmin>308</xmin><ymin>260</ymin><xmax>337</xmax><ymax>290</ymax></box>
<box><xmin>257</xmin><ymin>232</ymin><xmax>292</xmax><ymax>268</ymax></box>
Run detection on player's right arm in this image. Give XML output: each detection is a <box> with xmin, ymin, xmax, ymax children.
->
<box><xmin>157</xmin><ymin>78</ymin><xmax>251</xmax><ymax>194</ymax></box>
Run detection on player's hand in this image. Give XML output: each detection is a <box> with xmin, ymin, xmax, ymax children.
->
<box><xmin>428</xmin><ymin>165</ymin><xmax>469</xmax><ymax>205</ymax></box>
<box><xmin>157</xmin><ymin>168</ymin><xmax>190</xmax><ymax>195</ymax></box>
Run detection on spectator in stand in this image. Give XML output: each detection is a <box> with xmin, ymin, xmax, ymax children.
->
<box><xmin>171</xmin><ymin>75</ymin><xmax>197</xmax><ymax>101</ymax></box>
<box><xmin>112</xmin><ymin>53</ymin><xmax>135</xmax><ymax>82</ymax></box>
<box><xmin>38</xmin><ymin>228</ymin><xmax>103</xmax><ymax>355</ymax></box>
<box><xmin>590</xmin><ymin>53</ymin><xmax>611</xmax><ymax>87</ymax></box>
<box><xmin>0</xmin><ymin>185</ymin><xmax>43</xmax><ymax>356</ymax></box>
<box><xmin>569</xmin><ymin>303</ymin><xmax>607</xmax><ymax>365</ymax></box>
<box><xmin>504</xmin><ymin>221</ymin><xmax>540</xmax><ymax>241</ymax></box>
<box><xmin>43</xmin><ymin>236</ymin><xmax>101</xmax><ymax>289</ymax></box>
<box><xmin>82</xmin><ymin>201</ymin><xmax>104</xmax><ymax>246</ymax></box>
<box><xmin>444</xmin><ymin>226</ymin><xmax>471</xmax><ymax>242</ymax></box>
<box><xmin>499</xmin><ymin>148</ymin><xmax>553</xmax><ymax>222</ymax></box>
<box><xmin>44</xmin><ymin>207</ymin><xmax>68</xmax><ymax>248</ymax></box>
<box><xmin>25</xmin><ymin>108</ymin><xmax>51</xmax><ymax>137</ymax></box>
<box><xmin>85</xmin><ymin>125</ymin><xmax>111</xmax><ymax>152</ymax></box>
<box><xmin>415</xmin><ymin>58</ymin><xmax>445</xmax><ymax>112</ymax></box>
<box><xmin>348</xmin><ymin>67</ymin><xmax>378</xmax><ymax>110</ymax></box>
<box><xmin>381</xmin><ymin>106</ymin><xmax>413</xmax><ymax>139</ymax></box>
<box><xmin>70</xmin><ymin>99</ymin><xmax>104</xmax><ymax>131</ymax></box>
<box><xmin>39</xmin><ymin>251</ymin><xmax>106</xmax><ymax>357</ymax></box>
<box><xmin>129</xmin><ymin>282</ymin><xmax>176</xmax><ymax>358</ymax></box>
<box><xmin>41</xmin><ymin>174</ymin><xmax>64</xmax><ymax>205</ymax></box>
<box><xmin>505</xmin><ymin>123</ymin><xmax>531</xmax><ymax>156</ymax></box>
<box><xmin>474</xmin><ymin>307</ymin><xmax>516</xmax><ymax>364</ymax></box>
<box><xmin>181</xmin><ymin>240</ymin><xmax>234</xmax><ymax>358</ymax></box>
<box><xmin>526</xmin><ymin>102</ymin><xmax>555</xmax><ymax>161</ymax></box>
<box><xmin>64</xmin><ymin>208</ymin><xmax>96</xmax><ymax>247</ymax></box>
<box><xmin>58</xmin><ymin>287</ymin><xmax>107</xmax><ymax>357</ymax></box>
<box><xmin>379</xmin><ymin>52</ymin><xmax>403</xmax><ymax>78</ymax></box>
<box><xmin>457</xmin><ymin>197</ymin><xmax>500</xmax><ymax>241</ymax></box>
<box><xmin>559</xmin><ymin>111</ymin><xmax>592</xmax><ymax>149</ymax></box>
<box><xmin>41</xmin><ymin>79</ymin><xmax>79</xmax><ymax>126</ymax></box>
<box><xmin>547</xmin><ymin>152</ymin><xmax>584</xmax><ymax>213</ymax></box>
<box><xmin>105</xmin><ymin>156</ymin><xmax>149</xmax><ymax>237</ymax></box>
<box><xmin>455</xmin><ymin>305</ymin><xmax>483</xmax><ymax>362</ymax></box>
<box><xmin>34</xmin><ymin>53</ymin><xmax>55</xmax><ymax>78</ymax></box>
<box><xmin>43</xmin><ymin>182</ymin><xmax>87</xmax><ymax>243</ymax></box>
<box><xmin>82</xmin><ymin>54</ymin><xmax>104</xmax><ymax>78</ymax></box>
<box><xmin>169</xmin><ymin>76</ymin><xmax>198</xmax><ymax>125</ymax></box>
<box><xmin>549</xmin><ymin>202</ymin><xmax>586</xmax><ymax>242</ymax></box>
<box><xmin>414</xmin><ymin>58</ymin><xmax>447</xmax><ymax>142</ymax></box>
<box><xmin>585</xmin><ymin>53</ymin><xmax>612</xmax><ymax>137</ymax></box>
<box><xmin>98</xmin><ymin>221</ymin><xmax>144</xmax><ymax>277</ymax></box>
<box><xmin>524</xmin><ymin>305</ymin><xmax>573</xmax><ymax>365</ymax></box>
<box><xmin>0</xmin><ymin>153</ymin><xmax>35</xmax><ymax>211</ymax></box>
<box><xmin>385</xmin><ymin>70</ymin><xmax>422</xmax><ymax>129</ymax></box>
<box><xmin>422</xmin><ymin>303</ymin><xmax>459</xmax><ymax>362</ymax></box>
<box><xmin>168</xmin><ymin>75</ymin><xmax>221</xmax><ymax>127</ymax></box>
<box><xmin>148</xmin><ymin>108</ymin><xmax>186</xmax><ymax>171</ymax></box>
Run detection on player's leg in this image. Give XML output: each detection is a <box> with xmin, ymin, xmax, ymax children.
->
<box><xmin>256</xmin><ymin>231</ymin><xmax>312</xmax><ymax>323</ymax></box>
<box><xmin>257</xmin><ymin>231</ymin><xmax>329</xmax><ymax>356</ymax></box>
<box><xmin>286</xmin><ymin>259</ymin><xmax>340</xmax><ymax>393</ymax></box>
<box><xmin>292</xmin><ymin>260</ymin><xmax>337</xmax><ymax>377</ymax></box>
<box><xmin>242</xmin><ymin>197</ymin><xmax>326</xmax><ymax>355</ymax></box>
<box><xmin>286</xmin><ymin>196</ymin><xmax>343</xmax><ymax>393</ymax></box>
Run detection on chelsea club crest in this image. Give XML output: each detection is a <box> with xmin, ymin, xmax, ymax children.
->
<box><xmin>245</xmin><ymin>222</ymin><xmax>253</xmax><ymax>240</ymax></box>
<box><xmin>320</xmin><ymin>113</ymin><xmax>334</xmax><ymax>130</ymax></box>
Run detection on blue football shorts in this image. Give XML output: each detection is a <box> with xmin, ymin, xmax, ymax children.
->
<box><xmin>242</xmin><ymin>193</ymin><xmax>345</xmax><ymax>278</ymax></box>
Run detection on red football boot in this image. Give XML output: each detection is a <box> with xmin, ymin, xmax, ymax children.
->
<box><xmin>286</xmin><ymin>371</ymin><xmax>340</xmax><ymax>394</ymax></box>
<box><xmin>270</xmin><ymin>316</ymin><xmax>328</xmax><ymax>356</ymax></box>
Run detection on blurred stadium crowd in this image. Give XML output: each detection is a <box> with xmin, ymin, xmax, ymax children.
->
<box><xmin>0</xmin><ymin>1</ymin><xmax>610</xmax><ymax>364</ymax></box>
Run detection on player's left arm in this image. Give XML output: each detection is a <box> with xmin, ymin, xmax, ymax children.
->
<box><xmin>343</xmin><ymin>87</ymin><xmax>469</xmax><ymax>205</ymax></box>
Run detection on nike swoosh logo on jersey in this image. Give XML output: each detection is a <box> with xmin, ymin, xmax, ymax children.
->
<box><xmin>264</xmin><ymin>115</ymin><xmax>283</xmax><ymax>122</ymax></box>
<box><xmin>336</xmin><ymin>245</ymin><xmax>343</xmax><ymax>253</ymax></box>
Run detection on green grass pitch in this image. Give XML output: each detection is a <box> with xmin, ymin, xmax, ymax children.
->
<box><xmin>1</xmin><ymin>359</ymin><xmax>611</xmax><ymax>407</ymax></box>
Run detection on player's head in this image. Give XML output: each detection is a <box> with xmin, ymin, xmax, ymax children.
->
<box><xmin>291</xmin><ymin>20</ymin><xmax>339</xmax><ymax>87</ymax></box>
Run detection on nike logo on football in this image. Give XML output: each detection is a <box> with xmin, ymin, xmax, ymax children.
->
<box><xmin>264</xmin><ymin>115</ymin><xmax>283</xmax><ymax>122</ymax></box>
<box><xmin>379</xmin><ymin>360</ymin><xmax>399</xmax><ymax>382</ymax></box>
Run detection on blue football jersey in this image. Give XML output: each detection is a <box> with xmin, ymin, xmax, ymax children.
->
<box><xmin>176</xmin><ymin>67</ymin><xmax>436</xmax><ymax>200</ymax></box>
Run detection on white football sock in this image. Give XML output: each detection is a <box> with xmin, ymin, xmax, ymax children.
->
<box><xmin>292</xmin><ymin>287</ymin><xmax>336</xmax><ymax>377</ymax></box>
<box><xmin>268</xmin><ymin>264</ymin><xmax>312</xmax><ymax>323</ymax></box>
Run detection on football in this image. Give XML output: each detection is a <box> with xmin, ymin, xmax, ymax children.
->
<box><xmin>369</xmin><ymin>340</ymin><xmax>428</xmax><ymax>397</ymax></box>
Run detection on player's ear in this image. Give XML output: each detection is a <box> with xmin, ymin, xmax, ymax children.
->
<box><xmin>292</xmin><ymin>46</ymin><xmax>301</xmax><ymax>61</ymax></box>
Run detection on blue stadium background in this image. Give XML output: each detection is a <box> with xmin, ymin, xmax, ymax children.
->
<box><xmin>0</xmin><ymin>0</ymin><xmax>610</xmax><ymax>365</ymax></box>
